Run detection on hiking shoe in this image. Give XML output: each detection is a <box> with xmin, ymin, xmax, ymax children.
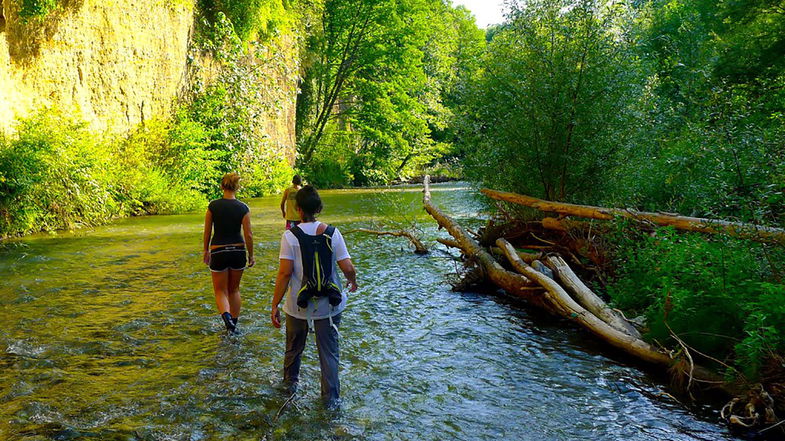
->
<box><xmin>221</xmin><ymin>312</ymin><xmax>236</xmax><ymax>333</ymax></box>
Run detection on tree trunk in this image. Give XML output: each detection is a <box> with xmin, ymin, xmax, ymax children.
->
<box><xmin>496</xmin><ymin>238</ymin><xmax>673</xmax><ymax>365</ymax></box>
<box><xmin>481</xmin><ymin>189</ymin><xmax>785</xmax><ymax>245</ymax></box>
<box><xmin>422</xmin><ymin>177</ymin><xmax>553</xmax><ymax>310</ymax></box>
<box><xmin>544</xmin><ymin>255</ymin><xmax>640</xmax><ymax>338</ymax></box>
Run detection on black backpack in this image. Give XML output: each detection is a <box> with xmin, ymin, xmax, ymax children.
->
<box><xmin>290</xmin><ymin>224</ymin><xmax>342</xmax><ymax>308</ymax></box>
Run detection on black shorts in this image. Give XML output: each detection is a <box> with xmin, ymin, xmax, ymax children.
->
<box><xmin>209</xmin><ymin>245</ymin><xmax>247</xmax><ymax>272</ymax></box>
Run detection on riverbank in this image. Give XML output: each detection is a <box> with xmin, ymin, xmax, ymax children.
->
<box><xmin>425</xmin><ymin>184</ymin><xmax>785</xmax><ymax>436</ymax></box>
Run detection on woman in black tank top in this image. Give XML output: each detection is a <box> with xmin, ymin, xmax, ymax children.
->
<box><xmin>202</xmin><ymin>173</ymin><xmax>255</xmax><ymax>334</ymax></box>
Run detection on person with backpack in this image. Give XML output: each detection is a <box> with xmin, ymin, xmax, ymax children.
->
<box><xmin>270</xmin><ymin>185</ymin><xmax>357</xmax><ymax>407</ymax></box>
<box><xmin>280</xmin><ymin>175</ymin><xmax>303</xmax><ymax>230</ymax></box>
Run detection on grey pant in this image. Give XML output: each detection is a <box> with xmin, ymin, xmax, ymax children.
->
<box><xmin>284</xmin><ymin>313</ymin><xmax>341</xmax><ymax>402</ymax></box>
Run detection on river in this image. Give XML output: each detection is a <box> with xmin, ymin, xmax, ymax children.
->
<box><xmin>0</xmin><ymin>183</ymin><xmax>742</xmax><ymax>440</ymax></box>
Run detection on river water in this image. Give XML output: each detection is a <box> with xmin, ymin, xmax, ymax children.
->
<box><xmin>0</xmin><ymin>183</ymin><xmax>742</xmax><ymax>440</ymax></box>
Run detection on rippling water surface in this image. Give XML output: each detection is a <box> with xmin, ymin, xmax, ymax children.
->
<box><xmin>0</xmin><ymin>184</ymin><xmax>741</xmax><ymax>440</ymax></box>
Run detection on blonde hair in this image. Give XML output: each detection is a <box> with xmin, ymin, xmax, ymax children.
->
<box><xmin>221</xmin><ymin>172</ymin><xmax>241</xmax><ymax>192</ymax></box>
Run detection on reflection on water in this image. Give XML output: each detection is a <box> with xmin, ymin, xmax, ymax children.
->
<box><xmin>0</xmin><ymin>184</ymin><xmax>740</xmax><ymax>440</ymax></box>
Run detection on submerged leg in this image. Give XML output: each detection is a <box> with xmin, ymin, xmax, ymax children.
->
<box><xmin>314</xmin><ymin>313</ymin><xmax>341</xmax><ymax>405</ymax></box>
<box><xmin>284</xmin><ymin>314</ymin><xmax>309</xmax><ymax>388</ymax></box>
<box><xmin>211</xmin><ymin>271</ymin><xmax>235</xmax><ymax>332</ymax></box>
<box><xmin>227</xmin><ymin>269</ymin><xmax>244</xmax><ymax>320</ymax></box>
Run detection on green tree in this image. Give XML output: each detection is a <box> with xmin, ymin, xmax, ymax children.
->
<box><xmin>461</xmin><ymin>0</ymin><xmax>642</xmax><ymax>202</ymax></box>
<box><xmin>297</xmin><ymin>0</ymin><xmax>484</xmax><ymax>186</ymax></box>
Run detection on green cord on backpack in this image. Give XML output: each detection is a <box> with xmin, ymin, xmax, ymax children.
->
<box><xmin>290</xmin><ymin>225</ymin><xmax>342</xmax><ymax>308</ymax></box>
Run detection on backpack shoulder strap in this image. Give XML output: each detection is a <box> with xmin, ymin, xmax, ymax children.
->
<box><xmin>323</xmin><ymin>225</ymin><xmax>335</xmax><ymax>236</ymax></box>
<box><xmin>289</xmin><ymin>225</ymin><xmax>307</xmax><ymax>243</ymax></box>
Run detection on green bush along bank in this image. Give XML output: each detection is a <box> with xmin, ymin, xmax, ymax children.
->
<box><xmin>606</xmin><ymin>225</ymin><xmax>785</xmax><ymax>381</ymax></box>
<box><xmin>0</xmin><ymin>87</ymin><xmax>293</xmax><ymax>237</ymax></box>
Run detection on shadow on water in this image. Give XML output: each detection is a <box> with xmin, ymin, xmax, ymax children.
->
<box><xmin>0</xmin><ymin>183</ymin><xmax>742</xmax><ymax>440</ymax></box>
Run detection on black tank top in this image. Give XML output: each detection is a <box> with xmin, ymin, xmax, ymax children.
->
<box><xmin>208</xmin><ymin>199</ymin><xmax>250</xmax><ymax>245</ymax></box>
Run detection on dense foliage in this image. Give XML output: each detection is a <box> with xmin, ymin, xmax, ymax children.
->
<box><xmin>295</xmin><ymin>0</ymin><xmax>484</xmax><ymax>187</ymax></box>
<box><xmin>17</xmin><ymin>0</ymin><xmax>58</xmax><ymax>19</ymax></box>
<box><xmin>461</xmin><ymin>0</ymin><xmax>639</xmax><ymax>201</ymax></box>
<box><xmin>197</xmin><ymin>0</ymin><xmax>302</xmax><ymax>42</ymax></box>
<box><xmin>606</xmin><ymin>225</ymin><xmax>785</xmax><ymax>380</ymax></box>
<box><xmin>454</xmin><ymin>0</ymin><xmax>784</xmax><ymax>379</ymax></box>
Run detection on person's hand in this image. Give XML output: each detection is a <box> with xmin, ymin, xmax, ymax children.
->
<box><xmin>346</xmin><ymin>280</ymin><xmax>358</xmax><ymax>293</ymax></box>
<box><xmin>271</xmin><ymin>305</ymin><xmax>281</xmax><ymax>328</ymax></box>
<box><xmin>247</xmin><ymin>256</ymin><xmax>256</xmax><ymax>268</ymax></box>
<box><xmin>203</xmin><ymin>250</ymin><xmax>210</xmax><ymax>266</ymax></box>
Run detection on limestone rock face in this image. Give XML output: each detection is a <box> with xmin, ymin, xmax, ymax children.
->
<box><xmin>0</xmin><ymin>0</ymin><xmax>298</xmax><ymax>160</ymax></box>
<box><xmin>0</xmin><ymin>0</ymin><xmax>194</xmax><ymax>132</ymax></box>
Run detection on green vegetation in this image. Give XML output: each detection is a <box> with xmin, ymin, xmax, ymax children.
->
<box><xmin>196</xmin><ymin>0</ymin><xmax>305</xmax><ymax>43</ymax></box>
<box><xmin>0</xmin><ymin>83</ymin><xmax>293</xmax><ymax>236</ymax></box>
<box><xmin>295</xmin><ymin>0</ymin><xmax>484</xmax><ymax>186</ymax></box>
<box><xmin>18</xmin><ymin>0</ymin><xmax>58</xmax><ymax>19</ymax></box>
<box><xmin>459</xmin><ymin>0</ymin><xmax>638</xmax><ymax>201</ymax></box>
<box><xmin>452</xmin><ymin>0</ymin><xmax>784</xmax><ymax>380</ymax></box>
<box><xmin>606</xmin><ymin>225</ymin><xmax>785</xmax><ymax>380</ymax></box>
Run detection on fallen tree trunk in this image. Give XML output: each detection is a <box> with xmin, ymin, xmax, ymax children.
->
<box><xmin>482</xmin><ymin>188</ymin><xmax>785</xmax><ymax>245</ymax></box>
<box><xmin>541</xmin><ymin>217</ymin><xmax>592</xmax><ymax>232</ymax></box>
<box><xmin>489</xmin><ymin>247</ymin><xmax>541</xmax><ymax>265</ymax></box>
<box><xmin>422</xmin><ymin>177</ymin><xmax>555</xmax><ymax>311</ymax></box>
<box><xmin>349</xmin><ymin>228</ymin><xmax>428</xmax><ymax>254</ymax></box>
<box><xmin>544</xmin><ymin>255</ymin><xmax>641</xmax><ymax>338</ymax></box>
<box><xmin>496</xmin><ymin>239</ymin><xmax>673</xmax><ymax>365</ymax></box>
<box><xmin>422</xmin><ymin>177</ymin><xmax>738</xmax><ymax>392</ymax></box>
<box><xmin>436</xmin><ymin>238</ymin><xmax>461</xmax><ymax>249</ymax></box>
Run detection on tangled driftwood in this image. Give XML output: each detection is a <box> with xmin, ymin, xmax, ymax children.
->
<box><xmin>424</xmin><ymin>176</ymin><xmax>672</xmax><ymax>364</ymax></box>
<box><xmin>423</xmin><ymin>177</ymin><xmax>781</xmax><ymax>431</ymax></box>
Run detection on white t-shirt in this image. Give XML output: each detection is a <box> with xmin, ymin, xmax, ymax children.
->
<box><xmin>278</xmin><ymin>221</ymin><xmax>351</xmax><ymax>320</ymax></box>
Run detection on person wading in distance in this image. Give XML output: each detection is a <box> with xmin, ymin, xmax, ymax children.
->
<box><xmin>281</xmin><ymin>175</ymin><xmax>303</xmax><ymax>230</ymax></box>
<box><xmin>203</xmin><ymin>172</ymin><xmax>255</xmax><ymax>334</ymax></box>
<box><xmin>270</xmin><ymin>185</ymin><xmax>358</xmax><ymax>407</ymax></box>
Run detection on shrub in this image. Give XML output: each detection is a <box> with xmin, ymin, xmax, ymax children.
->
<box><xmin>18</xmin><ymin>0</ymin><xmax>58</xmax><ymax>20</ymax></box>
<box><xmin>0</xmin><ymin>111</ymin><xmax>119</xmax><ymax>235</ymax></box>
<box><xmin>304</xmin><ymin>155</ymin><xmax>351</xmax><ymax>189</ymax></box>
<box><xmin>197</xmin><ymin>0</ymin><xmax>294</xmax><ymax>43</ymax></box>
<box><xmin>239</xmin><ymin>150</ymin><xmax>293</xmax><ymax>196</ymax></box>
<box><xmin>113</xmin><ymin>120</ymin><xmax>206</xmax><ymax>215</ymax></box>
<box><xmin>605</xmin><ymin>224</ymin><xmax>785</xmax><ymax>379</ymax></box>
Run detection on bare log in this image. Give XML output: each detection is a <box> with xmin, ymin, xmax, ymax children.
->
<box><xmin>436</xmin><ymin>238</ymin><xmax>461</xmax><ymax>249</ymax></box>
<box><xmin>482</xmin><ymin>189</ymin><xmax>785</xmax><ymax>245</ymax></box>
<box><xmin>545</xmin><ymin>255</ymin><xmax>641</xmax><ymax>338</ymax></box>
<box><xmin>496</xmin><ymin>238</ymin><xmax>673</xmax><ymax>365</ymax></box>
<box><xmin>541</xmin><ymin>217</ymin><xmax>588</xmax><ymax>232</ymax></box>
<box><xmin>349</xmin><ymin>228</ymin><xmax>428</xmax><ymax>254</ymax></box>
<box><xmin>422</xmin><ymin>177</ymin><xmax>554</xmax><ymax>310</ymax></box>
<box><xmin>490</xmin><ymin>247</ymin><xmax>541</xmax><ymax>265</ymax></box>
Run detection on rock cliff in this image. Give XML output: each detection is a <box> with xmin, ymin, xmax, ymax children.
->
<box><xmin>0</xmin><ymin>0</ymin><xmax>297</xmax><ymax>159</ymax></box>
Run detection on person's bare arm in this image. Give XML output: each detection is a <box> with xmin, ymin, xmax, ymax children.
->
<box><xmin>203</xmin><ymin>210</ymin><xmax>212</xmax><ymax>265</ymax></box>
<box><xmin>280</xmin><ymin>188</ymin><xmax>288</xmax><ymax>219</ymax></box>
<box><xmin>271</xmin><ymin>259</ymin><xmax>294</xmax><ymax>328</ymax></box>
<box><xmin>337</xmin><ymin>258</ymin><xmax>358</xmax><ymax>292</ymax></box>
<box><xmin>241</xmin><ymin>212</ymin><xmax>255</xmax><ymax>268</ymax></box>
